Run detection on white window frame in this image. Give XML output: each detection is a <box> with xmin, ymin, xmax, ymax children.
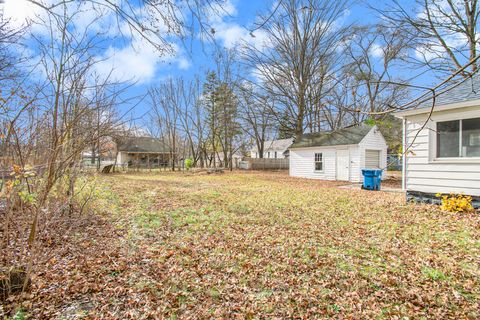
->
<box><xmin>314</xmin><ymin>153</ymin><xmax>323</xmax><ymax>172</ymax></box>
<box><xmin>434</xmin><ymin>117</ymin><xmax>480</xmax><ymax>161</ymax></box>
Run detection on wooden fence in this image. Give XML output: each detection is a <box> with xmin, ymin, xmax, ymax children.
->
<box><xmin>239</xmin><ymin>158</ymin><xmax>289</xmax><ymax>170</ymax></box>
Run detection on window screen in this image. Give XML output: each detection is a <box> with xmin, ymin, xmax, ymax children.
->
<box><xmin>437</xmin><ymin>120</ymin><xmax>460</xmax><ymax>157</ymax></box>
<box><xmin>314</xmin><ymin>153</ymin><xmax>323</xmax><ymax>171</ymax></box>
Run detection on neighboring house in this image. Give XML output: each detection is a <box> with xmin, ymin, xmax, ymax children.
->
<box><xmin>250</xmin><ymin>138</ymin><xmax>294</xmax><ymax>159</ymax></box>
<box><xmin>116</xmin><ymin>136</ymin><xmax>171</xmax><ymax>168</ymax></box>
<box><xmin>394</xmin><ymin>76</ymin><xmax>480</xmax><ymax>207</ymax></box>
<box><xmin>82</xmin><ymin>137</ymin><xmax>117</xmax><ymax>166</ymax></box>
<box><xmin>289</xmin><ymin>125</ymin><xmax>388</xmax><ymax>182</ymax></box>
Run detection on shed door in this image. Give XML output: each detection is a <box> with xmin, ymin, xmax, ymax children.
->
<box><xmin>336</xmin><ymin>149</ymin><xmax>350</xmax><ymax>181</ymax></box>
<box><xmin>365</xmin><ymin>150</ymin><xmax>380</xmax><ymax>169</ymax></box>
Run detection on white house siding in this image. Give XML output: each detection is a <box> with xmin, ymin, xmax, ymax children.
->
<box><xmin>289</xmin><ymin>145</ymin><xmax>362</xmax><ymax>182</ymax></box>
<box><xmin>290</xmin><ymin>147</ymin><xmax>336</xmax><ymax>180</ymax></box>
<box><xmin>404</xmin><ymin>106</ymin><xmax>480</xmax><ymax>196</ymax></box>
<box><xmin>117</xmin><ymin>151</ymin><xmax>128</xmax><ymax>164</ymax></box>
<box><xmin>250</xmin><ymin>150</ymin><xmax>286</xmax><ymax>159</ymax></box>
<box><xmin>358</xmin><ymin>127</ymin><xmax>388</xmax><ymax>180</ymax></box>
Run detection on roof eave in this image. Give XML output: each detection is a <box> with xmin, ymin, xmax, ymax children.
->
<box><xmin>289</xmin><ymin>143</ymin><xmax>360</xmax><ymax>150</ymax></box>
<box><xmin>394</xmin><ymin>99</ymin><xmax>480</xmax><ymax>118</ymax></box>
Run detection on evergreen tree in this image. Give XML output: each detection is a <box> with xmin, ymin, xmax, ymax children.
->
<box><xmin>216</xmin><ymin>83</ymin><xmax>239</xmax><ymax>169</ymax></box>
<box><xmin>278</xmin><ymin>111</ymin><xmax>295</xmax><ymax>139</ymax></box>
<box><xmin>202</xmin><ymin>71</ymin><xmax>221</xmax><ymax>167</ymax></box>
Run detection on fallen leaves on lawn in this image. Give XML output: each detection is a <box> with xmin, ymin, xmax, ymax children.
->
<box><xmin>2</xmin><ymin>171</ymin><xmax>479</xmax><ymax>319</ymax></box>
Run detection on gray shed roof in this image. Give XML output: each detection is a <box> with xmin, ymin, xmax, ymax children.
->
<box><xmin>290</xmin><ymin>125</ymin><xmax>372</xmax><ymax>149</ymax></box>
<box><xmin>117</xmin><ymin>136</ymin><xmax>169</xmax><ymax>153</ymax></box>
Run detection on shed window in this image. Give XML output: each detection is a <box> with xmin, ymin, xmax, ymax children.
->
<box><xmin>437</xmin><ymin>117</ymin><xmax>480</xmax><ymax>158</ymax></box>
<box><xmin>314</xmin><ymin>153</ymin><xmax>323</xmax><ymax>171</ymax></box>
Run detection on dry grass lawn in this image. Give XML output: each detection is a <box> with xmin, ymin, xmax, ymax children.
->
<box><xmin>5</xmin><ymin>171</ymin><xmax>480</xmax><ymax>319</ymax></box>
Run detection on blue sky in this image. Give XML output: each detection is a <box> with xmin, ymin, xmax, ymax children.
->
<box><xmin>4</xmin><ymin>0</ymin><xmax>425</xmax><ymax>124</ymax></box>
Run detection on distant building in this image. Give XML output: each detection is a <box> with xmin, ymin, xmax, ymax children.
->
<box><xmin>289</xmin><ymin>125</ymin><xmax>388</xmax><ymax>182</ymax></box>
<box><xmin>250</xmin><ymin>138</ymin><xmax>294</xmax><ymax>159</ymax></box>
<box><xmin>116</xmin><ymin>136</ymin><xmax>171</xmax><ymax>168</ymax></box>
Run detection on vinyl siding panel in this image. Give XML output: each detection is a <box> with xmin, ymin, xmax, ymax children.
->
<box><xmin>407</xmin><ymin>170</ymin><xmax>480</xmax><ymax>180</ymax></box>
<box><xmin>404</xmin><ymin>106</ymin><xmax>480</xmax><ymax>196</ymax></box>
<box><xmin>407</xmin><ymin>163</ymin><xmax>480</xmax><ymax>172</ymax></box>
<box><xmin>289</xmin><ymin>148</ymin><xmax>337</xmax><ymax>180</ymax></box>
<box><xmin>406</xmin><ymin>134</ymin><xmax>429</xmax><ymax>145</ymax></box>
<box><xmin>407</xmin><ymin>184</ymin><xmax>480</xmax><ymax>195</ymax></box>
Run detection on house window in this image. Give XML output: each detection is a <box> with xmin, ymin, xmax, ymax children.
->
<box><xmin>274</xmin><ymin>151</ymin><xmax>277</xmax><ymax>158</ymax></box>
<box><xmin>267</xmin><ymin>151</ymin><xmax>270</xmax><ymax>158</ymax></box>
<box><xmin>437</xmin><ymin>117</ymin><xmax>480</xmax><ymax>158</ymax></box>
<box><xmin>314</xmin><ymin>153</ymin><xmax>323</xmax><ymax>171</ymax></box>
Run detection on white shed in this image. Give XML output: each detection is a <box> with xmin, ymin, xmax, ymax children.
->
<box><xmin>394</xmin><ymin>77</ymin><xmax>480</xmax><ymax>207</ymax></box>
<box><xmin>289</xmin><ymin>125</ymin><xmax>388</xmax><ymax>182</ymax></box>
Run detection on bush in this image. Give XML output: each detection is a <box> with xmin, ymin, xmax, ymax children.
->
<box><xmin>184</xmin><ymin>158</ymin><xmax>194</xmax><ymax>170</ymax></box>
<box><xmin>436</xmin><ymin>193</ymin><xmax>474</xmax><ymax>213</ymax></box>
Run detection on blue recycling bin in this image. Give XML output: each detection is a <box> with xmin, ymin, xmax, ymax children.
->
<box><xmin>362</xmin><ymin>169</ymin><xmax>383</xmax><ymax>190</ymax></box>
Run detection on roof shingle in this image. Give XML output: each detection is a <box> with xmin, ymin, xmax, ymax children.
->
<box><xmin>418</xmin><ymin>74</ymin><xmax>480</xmax><ymax>108</ymax></box>
<box><xmin>290</xmin><ymin>125</ymin><xmax>372</xmax><ymax>149</ymax></box>
<box><xmin>117</xmin><ymin>137</ymin><xmax>168</xmax><ymax>153</ymax></box>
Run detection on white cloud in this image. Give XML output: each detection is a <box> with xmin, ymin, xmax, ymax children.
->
<box><xmin>3</xmin><ymin>0</ymin><xmax>188</xmax><ymax>85</ymax></box>
<box><xmin>197</xmin><ymin>0</ymin><xmax>271</xmax><ymax>50</ymax></box>
<box><xmin>413</xmin><ymin>1</ymin><xmax>472</xmax><ymax>63</ymax></box>
<box><xmin>94</xmin><ymin>38</ymin><xmax>178</xmax><ymax>84</ymax></box>
<box><xmin>177</xmin><ymin>57</ymin><xmax>192</xmax><ymax>70</ymax></box>
<box><xmin>370</xmin><ymin>43</ymin><xmax>384</xmax><ymax>58</ymax></box>
<box><xmin>206</xmin><ymin>0</ymin><xmax>237</xmax><ymax>25</ymax></box>
<box><xmin>3</xmin><ymin>0</ymin><xmax>53</xmax><ymax>34</ymax></box>
<box><xmin>414</xmin><ymin>32</ymin><xmax>468</xmax><ymax>62</ymax></box>
<box><xmin>215</xmin><ymin>23</ymin><xmax>245</xmax><ymax>49</ymax></box>
<box><xmin>210</xmin><ymin>22</ymin><xmax>269</xmax><ymax>51</ymax></box>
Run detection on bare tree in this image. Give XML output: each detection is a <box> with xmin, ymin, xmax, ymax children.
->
<box><xmin>149</xmin><ymin>79</ymin><xmax>182</xmax><ymax>171</ymax></box>
<box><xmin>1</xmin><ymin>1</ymin><xmax>129</xmax><ymax>292</ymax></box>
<box><xmin>202</xmin><ymin>71</ymin><xmax>221</xmax><ymax>168</ymax></box>
<box><xmin>26</xmin><ymin>0</ymin><xmax>232</xmax><ymax>56</ymax></box>
<box><xmin>342</xmin><ymin>25</ymin><xmax>410</xmax><ymax>119</ymax></box>
<box><xmin>376</xmin><ymin>0</ymin><xmax>480</xmax><ymax>77</ymax></box>
<box><xmin>237</xmin><ymin>83</ymin><xmax>275</xmax><ymax>158</ymax></box>
<box><xmin>173</xmin><ymin>77</ymin><xmax>204</xmax><ymax>166</ymax></box>
<box><xmin>244</xmin><ymin>0</ymin><xmax>351</xmax><ymax>136</ymax></box>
